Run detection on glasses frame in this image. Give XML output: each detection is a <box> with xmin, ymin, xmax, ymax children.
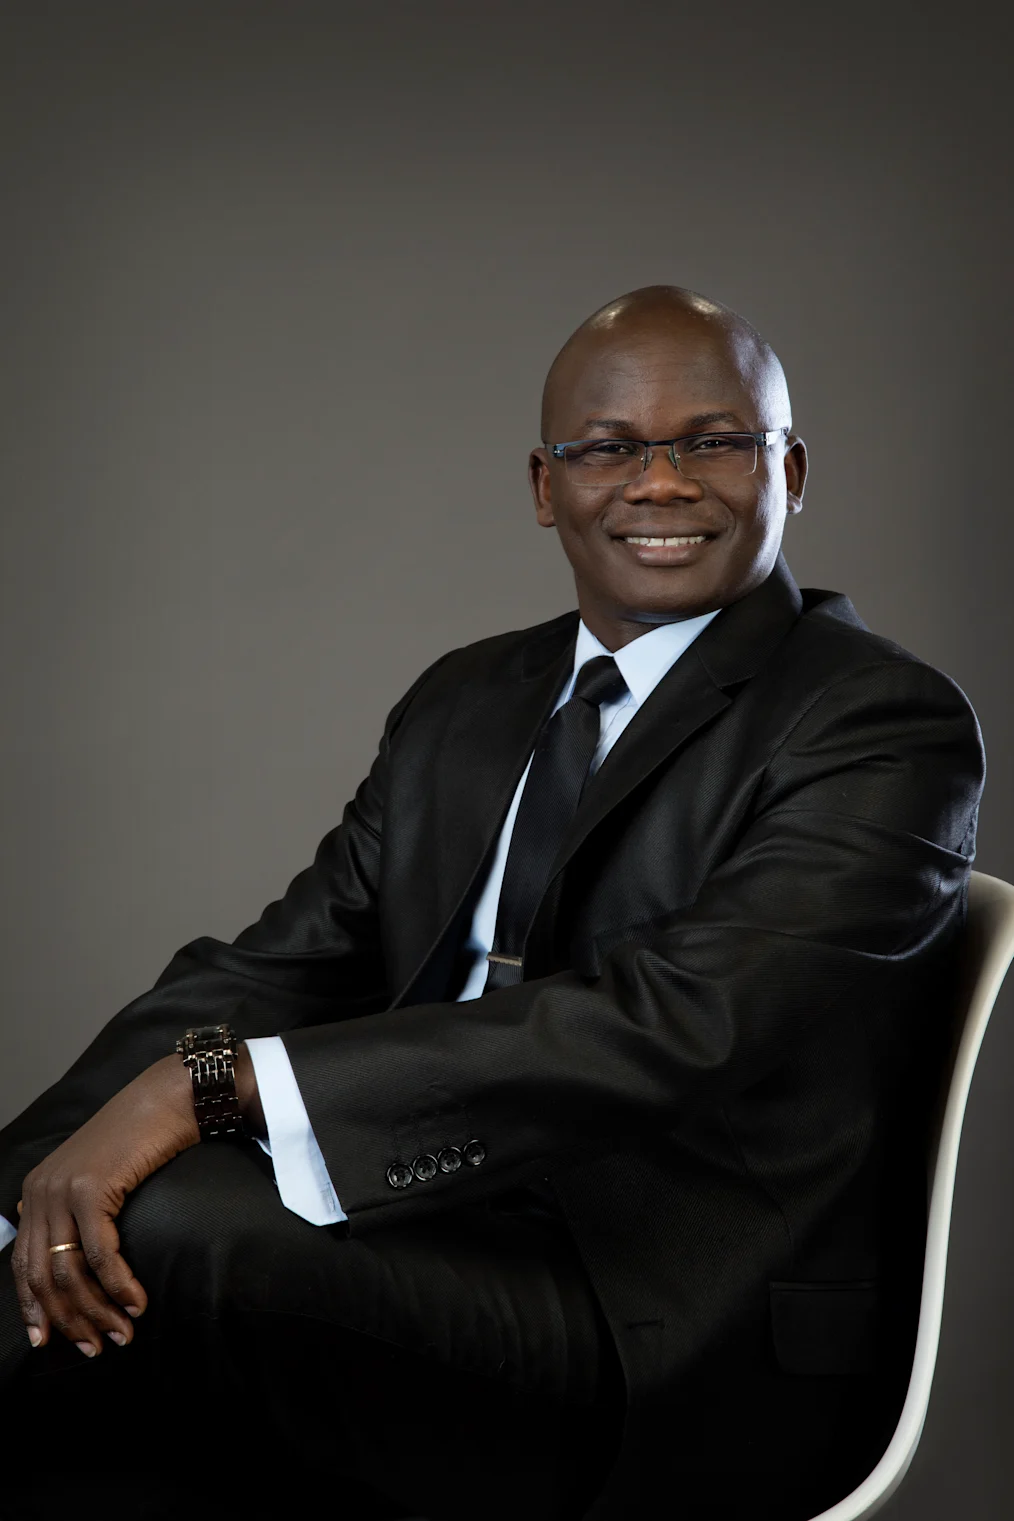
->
<box><xmin>548</xmin><ymin>427</ymin><xmax>788</xmax><ymax>483</ymax></box>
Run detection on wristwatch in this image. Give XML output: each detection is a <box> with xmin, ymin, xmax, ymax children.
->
<box><xmin>176</xmin><ymin>1023</ymin><xmax>246</xmax><ymax>1142</ymax></box>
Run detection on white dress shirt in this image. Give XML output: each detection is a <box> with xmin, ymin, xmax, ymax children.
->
<box><xmin>0</xmin><ymin>608</ymin><xmax>718</xmax><ymax>1256</ymax></box>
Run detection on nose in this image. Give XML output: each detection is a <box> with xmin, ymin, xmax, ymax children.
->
<box><xmin>623</xmin><ymin>447</ymin><xmax>703</xmax><ymax>505</ymax></box>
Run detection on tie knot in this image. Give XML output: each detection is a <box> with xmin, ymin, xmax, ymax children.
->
<box><xmin>571</xmin><ymin>655</ymin><xmax>627</xmax><ymax>709</ymax></box>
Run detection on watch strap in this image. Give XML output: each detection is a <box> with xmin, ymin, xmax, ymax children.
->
<box><xmin>176</xmin><ymin>1023</ymin><xmax>246</xmax><ymax>1142</ymax></box>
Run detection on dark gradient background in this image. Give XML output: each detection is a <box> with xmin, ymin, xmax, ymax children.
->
<box><xmin>1</xmin><ymin>3</ymin><xmax>1012</xmax><ymax>1513</ymax></box>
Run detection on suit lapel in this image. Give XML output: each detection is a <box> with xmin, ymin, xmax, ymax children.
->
<box><xmin>389</xmin><ymin>612</ymin><xmax>578</xmax><ymax>1006</ymax></box>
<box><xmin>557</xmin><ymin>655</ymin><xmax>731</xmax><ymax>872</ymax></box>
<box><xmin>545</xmin><ymin>553</ymin><xmax>805</xmax><ymax>886</ymax></box>
<box><xmin>395</xmin><ymin>556</ymin><xmax>803</xmax><ymax>1002</ymax></box>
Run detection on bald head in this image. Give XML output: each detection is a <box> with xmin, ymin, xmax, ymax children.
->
<box><xmin>541</xmin><ymin>285</ymin><xmax>791</xmax><ymax>442</ymax></box>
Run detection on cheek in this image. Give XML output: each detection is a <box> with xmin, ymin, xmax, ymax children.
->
<box><xmin>553</xmin><ymin>501</ymin><xmax>608</xmax><ymax>556</ymax></box>
<box><xmin>733</xmin><ymin>484</ymin><xmax>784</xmax><ymax>543</ymax></box>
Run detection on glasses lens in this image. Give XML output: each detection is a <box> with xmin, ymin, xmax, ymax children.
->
<box><xmin>562</xmin><ymin>439</ymin><xmax>645</xmax><ymax>485</ymax></box>
<box><xmin>676</xmin><ymin>434</ymin><xmax>758</xmax><ymax>479</ymax></box>
<box><xmin>561</xmin><ymin>434</ymin><xmax>762</xmax><ymax>485</ymax></box>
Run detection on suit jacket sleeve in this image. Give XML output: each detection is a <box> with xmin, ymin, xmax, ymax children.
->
<box><xmin>278</xmin><ymin>656</ymin><xmax>985</xmax><ymax>1231</ymax></box>
<box><xmin>0</xmin><ymin>654</ymin><xmax>449</xmax><ymax>1222</ymax></box>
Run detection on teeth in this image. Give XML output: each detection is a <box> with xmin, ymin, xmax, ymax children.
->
<box><xmin>623</xmin><ymin>535</ymin><xmax>707</xmax><ymax>546</ymax></box>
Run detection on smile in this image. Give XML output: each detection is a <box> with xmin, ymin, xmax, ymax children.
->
<box><xmin>622</xmin><ymin>535</ymin><xmax>708</xmax><ymax>546</ymax></box>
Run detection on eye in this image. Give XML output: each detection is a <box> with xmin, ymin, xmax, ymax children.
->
<box><xmin>581</xmin><ymin>440</ymin><xmax>640</xmax><ymax>458</ymax></box>
<box><xmin>681</xmin><ymin>433</ymin><xmax>752</xmax><ymax>455</ymax></box>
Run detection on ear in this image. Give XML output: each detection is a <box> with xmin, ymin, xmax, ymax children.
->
<box><xmin>784</xmin><ymin>435</ymin><xmax>807</xmax><ymax>515</ymax></box>
<box><xmin>529</xmin><ymin>447</ymin><xmax>556</xmax><ymax>527</ymax></box>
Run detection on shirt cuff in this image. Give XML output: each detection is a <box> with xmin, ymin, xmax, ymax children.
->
<box><xmin>0</xmin><ymin>1214</ymin><xmax>16</xmax><ymax>1253</ymax></box>
<box><xmin>245</xmin><ymin>1036</ymin><xmax>346</xmax><ymax>1227</ymax></box>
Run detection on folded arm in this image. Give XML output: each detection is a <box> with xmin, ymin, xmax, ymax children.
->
<box><xmin>0</xmin><ymin>658</ymin><xmax>459</xmax><ymax>1352</ymax></box>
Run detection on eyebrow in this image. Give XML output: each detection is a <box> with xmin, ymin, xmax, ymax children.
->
<box><xmin>575</xmin><ymin>410</ymin><xmax>746</xmax><ymax>437</ymax></box>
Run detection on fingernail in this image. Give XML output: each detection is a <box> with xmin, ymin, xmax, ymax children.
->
<box><xmin>124</xmin><ymin>1305</ymin><xmax>141</xmax><ymax>1318</ymax></box>
<box><xmin>75</xmin><ymin>1341</ymin><xmax>97</xmax><ymax>1358</ymax></box>
<box><xmin>107</xmin><ymin>1331</ymin><xmax>127</xmax><ymax>1346</ymax></box>
<box><xmin>26</xmin><ymin>1326</ymin><xmax>42</xmax><ymax>1348</ymax></box>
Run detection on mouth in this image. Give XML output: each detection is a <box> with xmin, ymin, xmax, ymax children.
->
<box><xmin>621</xmin><ymin>533</ymin><xmax>709</xmax><ymax>547</ymax></box>
<box><xmin>610</xmin><ymin>528</ymin><xmax>720</xmax><ymax>566</ymax></box>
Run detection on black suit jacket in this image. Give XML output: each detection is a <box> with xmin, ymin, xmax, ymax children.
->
<box><xmin>0</xmin><ymin>555</ymin><xmax>985</xmax><ymax>1518</ymax></box>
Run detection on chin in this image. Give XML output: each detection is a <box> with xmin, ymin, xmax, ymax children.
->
<box><xmin>615</xmin><ymin>594</ymin><xmax>715</xmax><ymax>625</ymax></box>
<box><xmin>621</xmin><ymin>576</ymin><xmax>724</xmax><ymax>618</ymax></box>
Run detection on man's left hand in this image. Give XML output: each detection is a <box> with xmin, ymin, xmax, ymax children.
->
<box><xmin>10</xmin><ymin>1055</ymin><xmax>200</xmax><ymax>1358</ymax></box>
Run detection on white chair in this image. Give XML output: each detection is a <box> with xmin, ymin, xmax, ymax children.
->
<box><xmin>407</xmin><ymin>873</ymin><xmax>1014</xmax><ymax>1521</ymax></box>
<box><xmin>807</xmin><ymin>869</ymin><xmax>1014</xmax><ymax>1521</ymax></box>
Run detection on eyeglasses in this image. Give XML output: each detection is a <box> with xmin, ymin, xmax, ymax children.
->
<box><xmin>549</xmin><ymin>429</ymin><xmax>787</xmax><ymax>487</ymax></box>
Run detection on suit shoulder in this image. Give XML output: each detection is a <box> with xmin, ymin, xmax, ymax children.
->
<box><xmin>434</xmin><ymin>609</ymin><xmax>578</xmax><ymax>676</ymax></box>
<box><xmin>384</xmin><ymin>610</ymin><xmax>578</xmax><ymax>730</ymax></box>
<box><xmin>742</xmin><ymin>582</ymin><xmax>983</xmax><ymax>775</ymax></box>
<box><xmin>788</xmin><ymin>587</ymin><xmax>977</xmax><ymax>717</ymax></box>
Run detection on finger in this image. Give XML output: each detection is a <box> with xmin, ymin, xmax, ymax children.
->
<box><xmin>24</xmin><ymin>1211</ymin><xmax>98</xmax><ymax>1355</ymax></box>
<box><xmin>17</xmin><ymin>1290</ymin><xmax>51</xmax><ymax>1349</ymax></box>
<box><xmin>79</xmin><ymin>1210</ymin><xmax>148</xmax><ymax>1326</ymax></box>
<box><xmin>67</xmin><ymin>1174</ymin><xmax>149</xmax><ymax>1321</ymax></box>
<box><xmin>49</xmin><ymin>1243</ymin><xmax>130</xmax><ymax>1352</ymax></box>
<box><xmin>44</xmin><ymin>1205</ymin><xmax>137</xmax><ymax>1354</ymax></box>
<box><xmin>26</xmin><ymin>1202</ymin><xmax>115</xmax><ymax>1356</ymax></box>
<box><xmin>10</xmin><ymin>1213</ymin><xmax>51</xmax><ymax>1349</ymax></box>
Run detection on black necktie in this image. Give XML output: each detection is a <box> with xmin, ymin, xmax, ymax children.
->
<box><xmin>482</xmin><ymin>655</ymin><xmax>628</xmax><ymax>993</ymax></box>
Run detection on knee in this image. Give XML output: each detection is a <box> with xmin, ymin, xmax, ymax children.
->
<box><xmin>117</xmin><ymin>1142</ymin><xmax>282</xmax><ymax>1315</ymax></box>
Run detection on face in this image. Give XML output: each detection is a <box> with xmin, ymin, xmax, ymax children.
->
<box><xmin>529</xmin><ymin>322</ymin><xmax>807</xmax><ymax>650</ymax></box>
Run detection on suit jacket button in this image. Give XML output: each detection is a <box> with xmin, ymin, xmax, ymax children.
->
<box><xmin>462</xmin><ymin>1139</ymin><xmax>486</xmax><ymax>1167</ymax></box>
<box><xmin>438</xmin><ymin>1147</ymin><xmax>462</xmax><ymax>1173</ymax></box>
<box><xmin>412</xmin><ymin>1154</ymin><xmax>438</xmax><ymax>1182</ymax></box>
<box><xmin>386</xmin><ymin>1162</ymin><xmax>414</xmax><ymax>1190</ymax></box>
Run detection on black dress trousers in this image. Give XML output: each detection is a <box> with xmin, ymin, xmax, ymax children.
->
<box><xmin>0</xmin><ymin>1139</ymin><xmax>624</xmax><ymax>1521</ymax></box>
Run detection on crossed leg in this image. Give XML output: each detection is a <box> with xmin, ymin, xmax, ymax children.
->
<box><xmin>0</xmin><ymin>1143</ymin><xmax>624</xmax><ymax>1521</ymax></box>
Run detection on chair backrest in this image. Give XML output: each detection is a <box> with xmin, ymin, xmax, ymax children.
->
<box><xmin>806</xmin><ymin>870</ymin><xmax>1014</xmax><ymax>1521</ymax></box>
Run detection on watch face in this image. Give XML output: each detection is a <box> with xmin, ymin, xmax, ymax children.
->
<box><xmin>185</xmin><ymin>1024</ymin><xmax>234</xmax><ymax>1050</ymax></box>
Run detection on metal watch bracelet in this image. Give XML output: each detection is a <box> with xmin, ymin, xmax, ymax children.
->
<box><xmin>175</xmin><ymin>1023</ymin><xmax>246</xmax><ymax>1141</ymax></box>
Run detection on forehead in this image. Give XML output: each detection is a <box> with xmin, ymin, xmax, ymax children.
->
<box><xmin>551</xmin><ymin>327</ymin><xmax>770</xmax><ymax>438</ymax></box>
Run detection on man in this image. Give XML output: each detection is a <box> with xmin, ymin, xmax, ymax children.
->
<box><xmin>0</xmin><ymin>286</ymin><xmax>984</xmax><ymax>1521</ymax></box>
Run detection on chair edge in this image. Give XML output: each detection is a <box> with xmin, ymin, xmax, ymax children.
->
<box><xmin>803</xmin><ymin>870</ymin><xmax>1014</xmax><ymax>1521</ymax></box>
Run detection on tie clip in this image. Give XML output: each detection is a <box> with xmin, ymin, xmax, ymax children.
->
<box><xmin>486</xmin><ymin>953</ymin><xmax>522</xmax><ymax>966</ymax></box>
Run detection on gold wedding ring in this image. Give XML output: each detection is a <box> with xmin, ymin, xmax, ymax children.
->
<box><xmin>48</xmin><ymin>1242</ymin><xmax>82</xmax><ymax>1255</ymax></box>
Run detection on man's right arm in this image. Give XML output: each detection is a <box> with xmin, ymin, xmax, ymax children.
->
<box><xmin>0</xmin><ymin>651</ymin><xmax>450</xmax><ymax>1225</ymax></box>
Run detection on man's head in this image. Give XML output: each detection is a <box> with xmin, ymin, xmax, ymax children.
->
<box><xmin>529</xmin><ymin>286</ymin><xmax>807</xmax><ymax>650</ymax></box>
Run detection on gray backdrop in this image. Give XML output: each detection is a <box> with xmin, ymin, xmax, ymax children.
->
<box><xmin>1</xmin><ymin>3</ymin><xmax>1011</xmax><ymax>1514</ymax></box>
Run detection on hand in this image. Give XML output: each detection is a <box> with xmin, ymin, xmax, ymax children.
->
<box><xmin>11</xmin><ymin>1055</ymin><xmax>200</xmax><ymax>1358</ymax></box>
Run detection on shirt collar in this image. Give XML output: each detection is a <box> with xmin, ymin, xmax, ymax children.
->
<box><xmin>572</xmin><ymin>607</ymin><xmax>722</xmax><ymax>708</ymax></box>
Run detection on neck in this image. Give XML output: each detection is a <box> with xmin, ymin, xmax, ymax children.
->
<box><xmin>578</xmin><ymin>601</ymin><xmax>721</xmax><ymax>652</ymax></box>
